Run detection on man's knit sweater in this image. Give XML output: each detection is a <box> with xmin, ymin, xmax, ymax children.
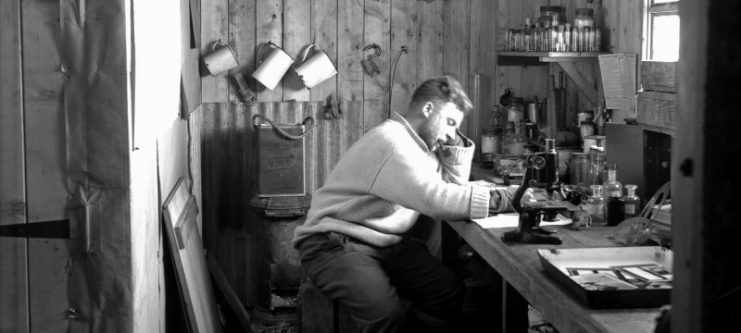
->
<box><xmin>292</xmin><ymin>112</ymin><xmax>491</xmax><ymax>248</ymax></box>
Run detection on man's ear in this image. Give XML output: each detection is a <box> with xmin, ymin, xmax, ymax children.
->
<box><xmin>422</xmin><ymin>102</ymin><xmax>434</xmax><ymax>118</ymax></box>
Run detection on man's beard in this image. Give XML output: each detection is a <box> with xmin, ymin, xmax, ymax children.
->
<box><xmin>417</xmin><ymin>125</ymin><xmax>438</xmax><ymax>151</ymax></box>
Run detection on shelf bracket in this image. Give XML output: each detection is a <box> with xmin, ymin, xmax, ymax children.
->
<box><xmin>555</xmin><ymin>62</ymin><xmax>599</xmax><ymax>107</ymax></box>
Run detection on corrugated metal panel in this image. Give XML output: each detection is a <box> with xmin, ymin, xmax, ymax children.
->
<box><xmin>201</xmin><ymin>101</ymin><xmax>365</xmax><ymax>307</ymax></box>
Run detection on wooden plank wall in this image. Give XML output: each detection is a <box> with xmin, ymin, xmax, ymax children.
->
<box><xmin>200</xmin><ymin>0</ymin><xmax>500</xmax><ymax>308</ymax></box>
<box><xmin>0</xmin><ymin>0</ymin><xmax>28</xmax><ymax>331</ymax></box>
<box><xmin>21</xmin><ymin>0</ymin><xmax>71</xmax><ymax>330</ymax></box>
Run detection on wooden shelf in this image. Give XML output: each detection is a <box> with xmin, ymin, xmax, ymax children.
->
<box><xmin>498</xmin><ymin>51</ymin><xmax>607</xmax><ymax>62</ymax></box>
<box><xmin>497</xmin><ymin>51</ymin><xmax>604</xmax><ymax>110</ymax></box>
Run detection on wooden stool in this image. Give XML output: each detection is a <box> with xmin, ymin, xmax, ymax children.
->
<box><xmin>298</xmin><ymin>281</ymin><xmax>355</xmax><ymax>333</ymax></box>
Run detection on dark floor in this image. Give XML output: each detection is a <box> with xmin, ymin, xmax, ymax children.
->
<box><xmin>245</xmin><ymin>278</ymin><xmax>557</xmax><ymax>333</ymax></box>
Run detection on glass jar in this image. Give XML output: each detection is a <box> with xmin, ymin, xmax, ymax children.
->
<box><xmin>502</xmin><ymin>122</ymin><xmax>526</xmax><ymax>156</ymax></box>
<box><xmin>574</xmin><ymin>8</ymin><xmax>595</xmax><ymax>28</ymax></box>
<box><xmin>481</xmin><ymin>127</ymin><xmax>499</xmax><ymax>155</ymax></box>
<box><xmin>505</xmin><ymin>98</ymin><xmax>524</xmax><ymax>123</ymax></box>
<box><xmin>538</xmin><ymin>6</ymin><xmax>566</xmax><ymax>28</ymax></box>
<box><xmin>489</xmin><ymin>104</ymin><xmax>504</xmax><ymax>127</ymax></box>
<box><xmin>569</xmin><ymin>152</ymin><xmax>590</xmax><ymax>191</ymax></box>
<box><xmin>621</xmin><ymin>184</ymin><xmax>641</xmax><ymax>219</ymax></box>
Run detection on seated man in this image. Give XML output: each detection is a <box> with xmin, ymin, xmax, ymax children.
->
<box><xmin>292</xmin><ymin>76</ymin><xmax>509</xmax><ymax>332</ymax></box>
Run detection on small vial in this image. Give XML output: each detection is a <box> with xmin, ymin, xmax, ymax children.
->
<box><xmin>586</xmin><ymin>185</ymin><xmax>606</xmax><ymax>225</ymax></box>
<box><xmin>621</xmin><ymin>185</ymin><xmax>641</xmax><ymax>219</ymax></box>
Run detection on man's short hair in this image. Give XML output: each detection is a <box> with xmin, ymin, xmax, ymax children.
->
<box><xmin>410</xmin><ymin>76</ymin><xmax>473</xmax><ymax>115</ymax></box>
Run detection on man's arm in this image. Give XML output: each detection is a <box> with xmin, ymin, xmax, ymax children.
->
<box><xmin>437</xmin><ymin>129</ymin><xmax>475</xmax><ymax>185</ymax></box>
<box><xmin>369</xmin><ymin>147</ymin><xmax>489</xmax><ymax>221</ymax></box>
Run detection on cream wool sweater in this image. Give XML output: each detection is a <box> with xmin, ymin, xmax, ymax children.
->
<box><xmin>292</xmin><ymin>112</ymin><xmax>491</xmax><ymax>248</ymax></box>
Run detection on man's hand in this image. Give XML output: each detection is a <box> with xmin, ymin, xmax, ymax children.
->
<box><xmin>443</xmin><ymin>129</ymin><xmax>466</xmax><ymax>147</ymax></box>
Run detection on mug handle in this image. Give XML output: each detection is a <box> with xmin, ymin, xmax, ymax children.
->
<box><xmin>211</xmin><ymin>39</ymin><xmax>224</xmax><ymax>52</ymax></box>
<box><xmin>298</xmin><ymin>44</ymin><xmax>320</xmax><ymax>64</ymax></box>
<box><xmin>257</xmin><ymin>41</ymin><xmax>279</xmax><ymax>65</ymax></box>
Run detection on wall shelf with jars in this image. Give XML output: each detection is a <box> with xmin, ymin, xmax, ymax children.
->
<box><xmin>497</xmin><ymin>4</ymin><xmax>607</xmax><ymax>111</ymax></box>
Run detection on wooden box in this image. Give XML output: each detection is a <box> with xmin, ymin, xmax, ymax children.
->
<box><xmin>255</xmin><ymin>124</ymin><xmax>306</xmax><ymax>196</ymax></box>
<box><xmin>640</xmin><ymin>61</ymin><xmax>677</xmax><ymax>93</ymax></box>
<box><xmin>538</xmin><ymin>246</ymin><xmax>673</xmax><ymax>308</ymax></box>
<box><xmin>637</xmin><ymin>91</ymin><xmax>677</xmax><ymax>135</ymax></box>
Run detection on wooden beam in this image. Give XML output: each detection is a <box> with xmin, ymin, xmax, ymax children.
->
<box><xmin>672</xmin><ymin>0</ymin><xmax>707</xmax><ymax>332</ymax></box>
<box><xmin>556</xmin><ymin>61</ymin><xmax>598</xmax><ymax>107</ymax></box>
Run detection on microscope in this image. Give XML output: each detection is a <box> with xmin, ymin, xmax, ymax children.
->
<box><xmin>502</xmin><ymin>139</ymin><xmax>574</xmax><ymax>245</ymax></box>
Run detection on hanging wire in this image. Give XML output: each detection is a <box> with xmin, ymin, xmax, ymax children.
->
<box><xmin>388</xmin><ymin>46</ymin><xmax>408</xmax><ymax>118</ymax></box>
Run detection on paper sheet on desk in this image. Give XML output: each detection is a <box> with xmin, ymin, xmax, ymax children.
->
<box><xmin>472</xmin><ymin>213</ymin><xmax>572</xmax><ymax>229</ymax></box>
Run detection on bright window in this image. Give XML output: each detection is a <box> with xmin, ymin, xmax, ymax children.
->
<box><xmin>643</xmin><ymin>0</ymin><xmax>680</xmax><ymax>61</ymax></box>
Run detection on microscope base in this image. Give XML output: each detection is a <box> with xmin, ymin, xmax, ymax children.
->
<box><xmin>501</xmin><ymin>210</ymin><xmax>563</xmax><ymax>245</ymax></box>
<box><xmin>501</xmin><ymin>227</ymin><xmax>562</xmax><ymax>245</ymax></box>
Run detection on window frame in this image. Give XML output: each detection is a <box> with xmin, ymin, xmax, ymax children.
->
<box><xmin>642</xmin><ymin>0</ymin><xmax>680</xmax><ymax>60</ymax></box>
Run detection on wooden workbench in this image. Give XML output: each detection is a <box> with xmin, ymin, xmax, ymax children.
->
<box><xmin>445</xmin><ymin>220</ymin><xmax>662</xmax><ymax>333</ymax></box>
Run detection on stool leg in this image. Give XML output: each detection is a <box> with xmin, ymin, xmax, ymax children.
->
<box><xmin>298</xmin><ymin>282</ymin><xmax>335</xmax><ymax>333</ymax></box>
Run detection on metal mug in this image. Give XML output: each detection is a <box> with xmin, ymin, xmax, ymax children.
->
<box><xmin>203</xmin><ymin>40</ymin><xmax>239</xmax><ymax>76</ymax></box>
<box><xmin>252</xmin><ymin>41</ymin><xmax>294</xmax><ymax>91</ymax></box>
<box><xmin>583</xmin><ymin>135</ymin><xmax>606</xmax><ymax>153</ymax></box>
<box><xmin>293</xmin><ymin>44</ymin><xmax>338</xmax><ymax>89</ymax></box>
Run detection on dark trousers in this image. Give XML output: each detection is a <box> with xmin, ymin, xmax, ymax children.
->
<box><xmin>297</xmin><ymin>232</ymin><xmax>464</xmax><ymax>333</ymax></box>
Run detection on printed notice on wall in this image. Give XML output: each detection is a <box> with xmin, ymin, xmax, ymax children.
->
<box><xmin>256</xmin><ymin>125</ymin><xmax>306</xmax><ymax>196</ymax></box>
<box><xmin>599</xmin><ymin>53</ymin><xmax>637</xmax><ymax>111</ymax></box>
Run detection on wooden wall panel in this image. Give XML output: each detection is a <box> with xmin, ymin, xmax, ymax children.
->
<box><xmin>256</xmin><ymin>0</ymin><xmax>284</xmax><ymax>101</ymax></box>
<box><xmin>22</xmin><ymin>0</ymin><xmax>71</xmax><ymax>330</ymax></box>
<box><xmin>390</xmin><ymin>0</ymin><xmax>418</xmax><ymax>115</ymax></box>
<box><xmin>417</xmin><ymin>0</ymin><xmax>444</xmax><ymax>85</ymax></box>
<box><xmin>0</xmin><ymin>0</ymin><xmax>28</xmax><ymax>330</ymax></box>
<box><xmin>284</xmin><ymin>0</ymin><xmax>311</xmax><ymax>101</ymax></box>
<box><xmin>202</xmin><ymin>0</ymin><xmax>229</xmax><ymax>102</ymax></box>
<box><xmin>311</xmin><ymin>0</ymin><xmax>339</xmax><ymax>184</ymax></box>
<box><xmin>228</xmin><ymin>0</ymin><xmax>257</xmax><ymax>103</ymax></box>
<box><xmin>310</xmin><ymin>0</ymin><xmax>339</xmax><ymax>102</ymax></box>
<box><xmin>337</xmin><ymin>0</ymin><xmax>365</xmax><ymax>103</ymax></box>
<box><xmin>337</xmin><ymin>0</ymin><xmax>365</xmax><ymax>157</ymax></box>
<box><xmin>363</xmin><ymin>0</ymin><xmax>392</xmax><ymax>132</ymax></box>
<box><xmin>443</xmin><ymin>0</ymin><xmax>471</xmax><ymax>136</ymax></box>
<box><xmin>469</xmin><ymin>0</ymin><xmax>498</xmax><ymax>142</ymax></box>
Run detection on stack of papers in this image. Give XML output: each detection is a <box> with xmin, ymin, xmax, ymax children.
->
<box><xmin>471</xmin><ymin>213</ymin><xmax>572</xmax><ymax>229</ymax></box>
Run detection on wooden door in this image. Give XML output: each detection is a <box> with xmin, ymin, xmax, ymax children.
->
<box><xmin>0</xmin><ymin>0</ymin><xmax>71</xmax><ymax>331</ymax></box>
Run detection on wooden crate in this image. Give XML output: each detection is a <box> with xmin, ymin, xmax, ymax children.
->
<box><xmin>637</xmin><ymin>91</ymin><xmax>677</xmax><ymax>135</ymax></box>
<box><xmin>640</xmin><ymin>61</ymin><xmax>677</xmax><ymax>93</ymax></box>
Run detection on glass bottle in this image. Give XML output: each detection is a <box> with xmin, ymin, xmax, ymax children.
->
<box><xmin>523</xmin><ymin>18</ymin><xmax>534</xmax><ymax>52</ymax></box>
<box><xmin>586</xmin><ymin>185</ymin><xmax>606</xmax><ymax>225</ymax></box>
<box><xmin>603</xmin><ymin>163</ymin><xmax>624</xmax><ymax>226</ymax></box>
<box><xmin>621</xmin><ymin>185</ymin><xmax>641</xmax><ymax>219</ymax></box>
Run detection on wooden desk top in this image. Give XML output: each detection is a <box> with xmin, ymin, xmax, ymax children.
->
<box><xmin>446</xmin><ymin>220</ymin><xmax>662</xmax><ymax>333</ymax></box>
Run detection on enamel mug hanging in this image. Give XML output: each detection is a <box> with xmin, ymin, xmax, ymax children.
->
<box><xmin>252</xmin><ymin>41</ymin><xmax>294</xmax><ymax>91</ymax></box>
<box><xmin>202</xmin><ymin>40</ymin><xmax>239</xmax><ymax>76</ymax></box>
<box><xmin>293</xmin><ymin>44</ymin><xmax>338</xmax><ymax>89</ymax></box>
